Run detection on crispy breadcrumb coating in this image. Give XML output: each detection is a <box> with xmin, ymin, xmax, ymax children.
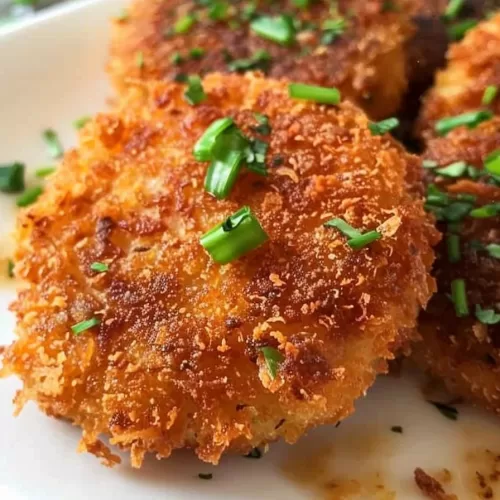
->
<box><xmin>0</xmin><ymin>74</ymin><xmax>437</xmax><ymax>466</ymax></box>
<box><xmin>413</xmin><ymin>117</ymin><xmax>500</xmax><ymax>415</ymax></box>
<box><xmin>418</xmin><ymin>13</ymin><xmax>500</xmax><ymax>138</ymax></box>
<box><xmin>108</xmin><ymin>0</ymin><xmax>414</xmax><ymax>119</ymax></box>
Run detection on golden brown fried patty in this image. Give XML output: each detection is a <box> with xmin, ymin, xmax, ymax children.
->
<box><xmin>418</xmin><ymin>13</ymin><xmax>500</xmax><ymax>138</ymax></box>
<box><xmin>0</xmin><ymin>74</ymin><xmax>437</xmax><ymax>466</ymax></box>
<box><xmin>413</xmin><ymin>117</ymin><xmax>500</xmax><ymax>414</ymax></box>
<box><xmin>108</xmin><ymin>0</ymin><xmax>414</xmax><ymax>119</ymax></box>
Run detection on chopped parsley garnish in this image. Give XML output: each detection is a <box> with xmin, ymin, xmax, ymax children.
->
<box><xmin>245</xmin><ymin>448</ymin><xmax>262</xmax><ymax>459</ymax></box>
<box><xmin>42</xmin><ymin>129</ymin><xmax>64</xmax><ymax>159</ymax></box>
<box><xmin>482</xmin><ymin>85</ymin><xmax>498</xmax><ymax>106</ymax></box>
<box><xmin>252</xmin><ymin>113</ymin><xmax>271</xmax><ymax>135</ymax></box>
<box><xmin>184</xmin><ymin>75</ymin><xmax>206</xmax><ymax>105</ymax></box>
<box><xmin>436</xmin><ymin>160</ymin><xmax>468</xmax><ymax>178</ymax></box>
<box><xmin>451</xmin><ymin>278</ymin><xmax>469</xmax><ymax>317</ymax></box>
<box><xmin>429</xmin><ymin>401</ymin><xmax>459</xmax><ymax>421</ymax></box>
<box><xmin>485</xmin><ymin>150</ymin><xmax>500</xmax><ymax>175</ymax></box>
<box><xmin>250</xmin><ymin>15</ymin><xmax>295</xmax><ymax>45</ymax></box>
<box><xmin>7</xmin><ymin>260</ymin><xmax>14</xmax><ymax>278</ymax></box>
<box><xmin>321</xmin><ymin>17</ymin><xmax>347</xmax><ymax>45</ymax></box>
<box><xmin>0</xmin><ymin>162</ymin><xmax>25</xmax><ymax>193</ymax></box>
<box><xmin>435</xmin><ymin>110</ymin><xmax>493</xmax><ymax>136</ymax></box>
<box><xmin>288</xmin><ymin>82</ymin><xmax>341</xmax><ymax>105</ymax></box>
<box><xmin>189</xmin><ymin>47</ymin><xmax>206</xmax><ymax>59</ymax></box>
<box><xmin>391</xmin><ymin>426</ymin><xmax>403</xmax><ymax>434</ymax></box>
<box><xmin>16</xmin><ymin>186</ymin><xmax>43</xmax><ymax>207</ymax></box>
<box><xmin>227</xmin><ymin>50</ymin><xmax>271</xmax><ymax>73</ymax></box>
<box><xmin>447</xmin><ymin>18</ymin><xmax>478</xmax><ymax>41</ymax></box>
<box><xmin>444</xmin><ymin>0</ymin><xmax>464</xmax><ymax>20</ymax></box>
<box><xmin>198</xmin><ymin>473</ymin><xmax>213</xmax><ymax>480</ymax></box>
<box><xmin>469</xmin><ymin>203</ymin><xmax>500</xmax><ymax>218</ymax></box>
<box><xmin>475</xmin><ymin>305</ymin><xmax>500</xmax><ymax>325</ymax></box>
<box><xmin>90</xmin><ymin>262</ymin><xmax>109</xmax><ymax>273</ymax></box>
<box><xmin>486</xmin><ymin>243</ymin><xmax>500</xmax><ymax>259</ymax></box>
<box><xmin>324</xmin><ymin>218</ymin><xmax>381</xmax><ymax>249</ymax></box>
<box><xmin>35</xmin><ymin>166</ymin><xmax>56</xmax><ymax>178</ymax></box>
<box><xmin>136</xmin><ymin>51</ymin><xmax>145</xmax><ymax>69</ymax></box>
<box><xmin>174</xmin><ymin>14</ymin><xmax>196</xmax><ymax>34</ymax></box>
<box><xmin>71</xmin><ymin>317</ymin><xmax>100</xmax><ymax>335</ymax></box>
<box><xmin>260</xmin><ymin>346</ymin><xmax>284</xmax><ymax>379</ymax></box>
<box><xmin>368</xmin><ymin>117</ymin><xmax>400</xmax><ymax>136</ymax></box>
<box><xmin>200</xmin><ymin>206</ymin><xmax>269</xmax><ymax>264</ymax></box>
<box><xmin>73</xmin><ymin>116</ymin><xmax>91</xmax><ymax>130</ymax></box>
<box><xmin>447</xmin><ymin>234</ymin><xmax>461</xmax><ymax>263</ymax></box>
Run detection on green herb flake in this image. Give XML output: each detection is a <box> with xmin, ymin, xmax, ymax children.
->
<box><xmin>35</xmin><ymin>166</ymin><xmax>56</xmax><ymax>178</ymax></box>
<box><xmin>482</xmin><ymin>85</ymin><xmax>498</xmax><ymax>106</ymax></box>
<box><xmin>42</xmin><ymin>129</ymin><xmax>64</xmax><ymax>159</ymax></box>
<box><xmin>429</xmin><ymin>401</ymin><xmax>459</xmax><ymax>421</ymax></box>
<box><xmin>368</xmin><ymin>117</ymin><xmax>400</xmax><ymax>136</ymax></box>
<box><xmin>260</xmin><ymin>346</ymin><xmax>284</xmax><ymax>379</ymax></box>
<box><xmin>485</xmin><ymin>150</ymin><xmax>500</xmax><ymax>176</ymax></box>
<box><xmin>324</xmin><ymin>218</ymin><xmax>362</xmax><ymax>239</ymax></box>
<box><xmin>227</xmin><ymin>50</ymin><xmax>271</xmax><ymax>73</ymax></box>
<box><xmin>73</xmin><ymin>116</ymin><xmax>92</xmax><ymax>130</ymax></box>
<box><xmin>7</xmin><ymin>260</ymin><xmax>14</xmax><ymax>278</ymax></box>
<box><xmin>321</xmin><ymin>17</ymin><xmax>347</xmax><ymax>45</ymax></box>
<box><xmin>16</xmin><ymin>186</ymin><xmax>43</xmax><ymax>207</ymax></box>
<box><xmin>435</xmin><ymin>110</ymin><xmax>493</xmax><ymax>136</ymax></box>
<box><xmin>485</xmin><ymin>243</ymin><xmax>500</xmax><ymax>259</ymax></box>
<box><xmin>436</xmin><ymin>160</ymin><xmax>468</xmax><ymax>178</ymax></box>
<box><xmin>246</xmin><ymin>139</ymin><xmax>269</xmax><ymax>176</ymax></box>
<box><xmin>250</xmin><ymin>15</ymin><xmax>295</xmax><ymax>46</ymax></box>
<box><xmin>469</xmin><ymin>203</ymin><xmax>500</xmax><ymax>218</ymax></box>
<box><xmin>208</xmin><ymin>1</ymin><xmax>229</xmax><ymax>21</ymax></box>
<box><xmin>0</xmin><ymin>162</ymin><xmax>25</xmax><ymax>193</ymax></box>
<box><xmin>447</xmin><ymin>18</ymin><xmax>478</xmax><ymax>41</ymax></box>
<box><xmin>444</xmin><ymin>0</ymin><xmax>464</xmax><ymax>20</ymax></box>
<box><xmin>174</xmin><ymin>14</ymin><xmax>196</xmax><ymax>34</ymax></box>
<box><xmin>451</xmin><ymin>278</ymin><xmax>469</xmax><ymax>317</ymax></box>
<box><xmin>447</xmin><ymin>234</ymin><xmax>461</xmax><ymax>263</ymax></box>
<box><xmin>184</xmin><ymin>75</ymin><xmax>207</xmax><ymax>105</ymax></box>
<box><xmin>252</xmin><ymin>113</ymin><xmax>271</xmax><ymax>135</ymax></box>
<box><xmin>443</xmin><ymin>201</ymin><xmax>474</xmax><ymax>222</ymax></box>
<box><xmin>171</xmin><ymin>52</ymin><xmax>184</xmax><ymax>65</ymax></box>
<box><xmin>292</xmin><ymin>0</ymin><xmax>310</xmax><ymax>8</ymax></box>
<box><xmin>71</xmin><ymin>317</ymin><xmax>100</xmax><ymax>336</ymax></box>
<box><xmin>90</xmin><ymin>262</ymin><xmax>109</xmax><ymax>273</ymax></box>
<box><xmin>391</xmin><ymin>426</ymin><xmax>403</xmax><ymax>434</ymax></box>
<box><xmin>198</xmin><ymin>473</ymin><xmax>213</xmax><ymax>480</ymax></box>
<box><xmin>475</xmin><ymin>305</ymin><xmax>500</xmax><ymax>325</ymax></box>
<box><xmin>189</xmin><ymin>47</ymin><xmax>206</xmax><ymax>59</ymax></box>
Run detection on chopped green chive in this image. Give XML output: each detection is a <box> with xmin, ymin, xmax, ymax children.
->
<box><xmin>324</xmin><ymin>218</ymin><xmax>362</xmax><ymax>239</ymax></box>
<box><xmin>245</xmin><ymin>138</ymin><xmax>268</xmax><ymax>176</ymax></box>
<box><xmin>447</xmin><ymin>234</ymin><xmax>460</xmax><ymax>263</ymax></box>
<box><xmin>485</xmin><ymin>150</ymin><xmax>500</xmax><ymax>175</ymax></box>
<box><xmin>184</xmin><ymin>75</ymin><xmax>206</xmax><ymax>105</ymax></box>
<box><xmin>469</xmin><ymin>203</ymin><xmax>500</xmax><ymax>218</ymax></box>
<box><xmin>173</xmin><ymin>73</ymin><xmax>188</xmax><ymax>83</ymax></box>
<box><xmin>42</xmin><ymin>129</ymin><xmax>64</xmax><ymax>159</ymax></box>
<box><xmin>0</xmin><ymin>162</ymin><xmax>25</xmax><ymax>193</ymax></box>
<box><xmin>435</xmin><ymin>110</ymin><xmax>493</xmax><ymax>136</ymax></box>
<box><xmin>436</xmin><ymin>161</ymin><xmax>468</xmax><ymax>178</ymax></box>
<box><xmin>451</xmin><ymin>278</ymin><xmax>469</xmax><ymax>317</ymax></box>
<box><xmin>321</xmin><ymin>17</ymin><xmax>347</xmax><ymax>45</ymax></box>
<box><xmin>391</xmin><ymin>426</ymin><xmax>403</xmax><ymax>434</ymax></box>
<box><xmin>292</xmin><ymin>0</ymin><xmax>310</xmax><ymax>8</ymax></box>
<box><xmin>174</xmin><ymin>14</ymin><xmax>196</xmax><ymax>34</ymax></box>
<box><xmin>288</xmin><ymin>83</ymin><xmax>341</xmax><ymax>105</ymax></box>
<box><xmin>227</xmin><ymin>50</ymin><xmax>271</xmax><ymax>73</ymax></box>
<box><xmin>198</xmin><ymin>473</ymin><xmax>213</xmax><ymax>480</ymax></box>
<box><xmin>171</xmin><ymin>52</ymin><xmax>184</xmax><ymax>65</ymax></box>
<box><xmin>90</xmin><ymin>262</ymin><xmax>109</xmax><ymax>273</ymax></box>
<box><xmin>482</xmin><ymin>85</ymin><xmax>498</xmax><ymax>106</ymax></box>
<box><xmin>250</xmin><ymin>15</ymin><xmax>295</xmax><ymax>45</ymax></box>
<box><xmin>189</xmin><ymin>47</ymin><xmax>206</xmax><ymax>59</ymax></box>
<box><xmin>73</xmin><ymin>116</ymin><xmax>91</xmax><ymax>130</ymax></box>
<box><xmin>444</xmin><ymin>201</ymin><xmax>474</xmax><ymax>222</ymax></box>
<box><xmin>136</xmin><ymin>51</ymin><xmax>144</xmax><ymax>69</ymax></box>
<box><xmin>71</xmin><ymin>317</ymin><xmax>100</xmax><ymax>335</ymax></box>
<box><xmin>200</xmin><ymin>206</ymin><xmax>269</xmax><ymax>264</ymax></box>
<box><xmin>475</xmin><ymin>305</ymin><xmax>500</xmax><ymax>325</ymax></box>
<box><xmin>425</xmin><ymin>184</ymin><xmax>450</xmax><ymax>207</ymax></box>
<box><xmin>368</xmin><ymin>118</ymin><xmax>400</xmax><ymax>136</ymax></box>
<box><xmin>486</xmin><ymin>243</ymin><xmax>500</xmax><ymax>259</ymax></box>
<box><xmin>252</xmin><ymin>113</ymin><xmax>271</xmax><ymax>135</ymax></box>
<box><xmin>422</xmin><ymin>159</ymin><xmax>438</xmax><ymax>169</ymax></box>
<box><xmin>16</xmin><ymin>186</ymin><xmax>43</xmax><ymax>207</ymax></box>
<box><xmin>208</xmin><ymin>1</ymin><xmax>228</xmax><ymax>20</ymax></box>
<box><xmin>193</xmin><ymin>117</ymin><xmax>234</xmax><ymax>161</ymax></box>
<box><xmin>447</xmin><ymin>18</ymin><xmax>478</xmax><ymax>41</ymax></box>
<box><xmin>35</xmin><ymin>166</ymin><xmax>56</xmax><ymax>178</ymax></box>
<box><xmin>429</xmin><ymin>401</ymin><xmax>458</xmax><ymax>421</ymax></box>
<box><xmin>348</xmin><ymin>231</ymin><xmax>382</xmax><ymax>249</ymax></box>
<box><xmin>444</xmin><ymin>0</ymin><xmax>464</xmax><ymax>20</ymax></box>
<box><xmin>467</xmin><ymin>165</ymin><xmax>481</xmax><ymax>179</ymax></box>
<box><xmin>245</xmin><ymin>448</ymin><xmax>262</xmax><ymax>459</ymax></box>
<box><xmin>260</xmin><ymin>346</ymin><xmax>284</xmax><ymax>379</ymax></box>
<box><xmin>7</xmin><ymin>260</ymin><xmax>14</xmax><ymax>278</ymax></box>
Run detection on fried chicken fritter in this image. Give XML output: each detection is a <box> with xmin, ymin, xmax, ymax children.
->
<box><xmin>418</xmin><ymin>13</ymin><xmax>500</xmax><ymax>138</ymax></box>
<box><xmin>108</xmin><ymin>0</ymin><xmax>415</xmax><ymax>119</ymax></box>
<box><xmin>0</xmin><ymin>74</ymin><xmax>438</xmax><ymax>466</ymax></box>
<box><xmin>413</xmin><ymin>117</ymin><xmax>500</xmax><ymax>414</ymax></box>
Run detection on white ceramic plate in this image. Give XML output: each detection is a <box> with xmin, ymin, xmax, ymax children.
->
<box><xmin>1</xmin><ymin>2</ymin><xmax>500</xmax><ymax>498</ymax></box>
